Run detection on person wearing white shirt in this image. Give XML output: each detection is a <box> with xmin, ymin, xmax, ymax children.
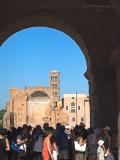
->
<box><xmin>33</xmin><ymin>126</ymin><xmax>44</xmax><ymax>160</ymax></box>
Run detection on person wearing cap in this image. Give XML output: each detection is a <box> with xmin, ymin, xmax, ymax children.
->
<box><xmin>79</xmin><ymin>122</ymin><xmax>89</xmax><ymax>140</ymax></box>
<box><xmin>97</xmin><ymin>140</ymin><xmax>105</xmax><ymax>160</ymax></box>
<box><xmin>79</xmin><ymin>122</ymin><xmax>85</xmax><ymax>127</ymax></box>
<box><xmin>103</xmin><ymin>126</ymin><xmax>114</xmax><ymax>160</ymax></box>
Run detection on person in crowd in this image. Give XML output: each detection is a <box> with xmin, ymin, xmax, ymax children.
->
<box><xmin>69</xmin><ymin>125</ymin><xmax>78</xmax><ymax>160</ymax></box>
<box><xmin>42</xmin><ymin>130</ymin><xmax>53</xmax><ymax>160</ymax></box>
<box><xmin>51</xmin><ymin>131</ymin><xmax>59</xmax><ymax>160</ymax></box>
<box><xmin>75</xmin><ymin>127</ymin><xmax>87</xmax><ymax>160</ymax></box>
<box><xmin>79</xmin><ymin>122</ymin><xmax>89</xmax><ymax>139</ymax></box>
<box><xmin>87</xmin><ymin>128</ymin><xmax>97</xmax><ymax>144</ymax></box>
<box><xmin>17</xmin><ymin>126</ymin><xmax>28</xmax><ymax>160</ymax></box>
<box><xmin>26</xmin><ymin>136</ymin><xmax>33</xmax><ymax>160</ymax></box>
<box><xmin>10</xmin><ymin>128</ymin><xmax>20</xmax><ymax>160</ymax></box>
<box><xmin>0</xmin><ymin>128</ymin><xmax>10</xmax><ymax>160</ymax></box>
<box><xmin>87</xmin><ymin>128</ymin><xmax>97</xmax><ymax>160</ymax></box>
<box><xmin>94</xmin><ymin>122</ymin><xmax>102</xmax><ymax>138</ymax></box>
<box><xmin>97</xmin><ymin>140</ymin><xmax>105</xmax><ymax>160</ymax></box>
<box><xmin>33</xmin><ymin>125</ymin><xmax>44</xmax><ymax>160</ymax></box>
<box><xmin>17</xmin><ymin>127</ymin><xmax>22</xmax><ymax>136</ymax></box>
<box><xmin>26</xmin><ymin>125</ymin><xmax>32</xmax><ymax>138</ymax></box>
<box><xmin>42</xmin><ymin>123</ymin><xmax>49</xmax><ymax>135</ymax></box>
<box><xmin>56</xmin><ymin>123</ymin><xmax>61</xmax><ymax>134</ymax></box>
<box><xmin>103</xmin><ymin>126</ymin><xmax>114</xmax><ymax>160</ymax></box>
<box><xmin>5</xmin><ymin>129</ymin><xmax>11</xmax><ymax>160</ymax></box>
<box><xmin>98</xmin><ymin>129</ymin><xmax>105</xmax><ymax>141</ymax></box>
<box><xmin>57</xmin><ymin>125</ymin><xmax>69</xmax><ymax>160</ymax></box>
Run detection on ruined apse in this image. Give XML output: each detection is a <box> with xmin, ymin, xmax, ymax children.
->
<box><xmin>4</xmin><ymin>70</ymin><xmax>61</xmax><ymax>129</ymax></box>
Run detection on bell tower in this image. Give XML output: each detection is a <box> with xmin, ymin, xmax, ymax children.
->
<box><xmin>50</xmin><ymin>70</ymin><xmax>60</xmax><ymax>102</ymax></box>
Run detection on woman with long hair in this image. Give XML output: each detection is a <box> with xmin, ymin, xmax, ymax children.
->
<box><xmin>75</xmin><ymin>127</ymin><xmax>87</xmax><ymax>160</ymax></box>
<box><xmin>42</xmin><ymin>130</ymin><xmax>53</xmax><ymax>160</ymax></box>
<box><xmin>51</xmin><ymin>131</ymin><xmax>59</xmax><ymax>160</ymax></box>
<box><xmin>104</xmin><ymin>126</ymin><xmax>114</xmax><ymax>160</ymax></box>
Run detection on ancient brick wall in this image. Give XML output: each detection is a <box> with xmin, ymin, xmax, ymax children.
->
<box><xmin>13</xmin><ymin>94</ymin><xmax>27</xmax><ymax>128</ymax></box>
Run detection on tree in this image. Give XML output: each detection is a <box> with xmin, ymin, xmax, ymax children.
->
<box><xmin>0</xmin><ymin>109</ymin><xmax>6</xmax><ymax>120</ymax></box>
<box><xmin>0</xmin><ymin>109</ymin><xmax>6</xmax><ymax>128</ymax></box>
<box><xmin>0</xmin><ymin>122</ymin><xmax>3</xmax><ymax>128</ymax></box>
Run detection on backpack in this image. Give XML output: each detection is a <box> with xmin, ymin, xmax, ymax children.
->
<box><xmin>10</xmin><ymin>140</ymin><xmax>20</xmax><ymax>152</ymax></box>
<box><xmin>10</xmin><ymin>139</ymin><xmax>20</xmax><ymax>152</ymax></box>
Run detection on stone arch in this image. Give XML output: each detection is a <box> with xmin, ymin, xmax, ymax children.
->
<box><xmin>0</xmin><ymin>12</ymin><xmax>91</xmax><ymax>70</ymax></box>
<box><xmin>3</xmin><ymin>112</ymin><xmax>15</xmax><ymax>130</ymax></box>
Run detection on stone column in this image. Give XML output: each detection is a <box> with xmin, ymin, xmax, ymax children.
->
<box><xmin>111</xmin><ymin>46</ymin><xmax>120</xmax><ymax>160</ymax></box>
<box><xmin>84</xmin><ymin>69</ymin><xmax>98</xmax><ymax>128</ymax></box>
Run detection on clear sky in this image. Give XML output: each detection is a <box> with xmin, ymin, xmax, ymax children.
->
<box><xmin>0</xmin><ymin>27</ymin><xmax>88</xmax><ymax>110</ymax></box>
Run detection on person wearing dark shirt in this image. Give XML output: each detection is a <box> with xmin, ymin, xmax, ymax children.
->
<box><xmin>0</xmin><ymin>128</ymin><xmax>10</xmax><ymax>160</ymax></box>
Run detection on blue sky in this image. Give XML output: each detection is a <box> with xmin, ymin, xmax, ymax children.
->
<box><xmin>0</xmin><ymin>27</ymin><xmax>88</xmax><ymax>110</ymax></box>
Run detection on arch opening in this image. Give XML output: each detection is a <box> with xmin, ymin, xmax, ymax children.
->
<box><xmin>0</xmin><ymin>13</ymin><xmax>95</xmax><ymax>128</ymax></box>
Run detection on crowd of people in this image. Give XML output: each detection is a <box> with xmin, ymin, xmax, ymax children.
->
<box><xmin>0</xmin><ymin>122</ymin><xmax>115</xmax><ymax>160</ymax></box>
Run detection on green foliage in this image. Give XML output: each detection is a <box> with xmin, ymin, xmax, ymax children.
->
<box><xmin>0</xmin><ymin>109</ymin><xmax>6</xmax><ymax>120</ymax></box>
<box><xmin>0</xmin><ymin>122</ymin><xmax>3</xmax><ymax>128</ymax></box>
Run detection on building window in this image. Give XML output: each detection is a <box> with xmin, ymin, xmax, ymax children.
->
<box><xmin>72</xmin><ymin>97</ymin><xmax>74</xmax><ymax>99</ymax></box>
<box><xmin>66</xmin><ymin>106</ymin><xmax>68</xmax><ymax>110</ymax></box>
<box><xmin>51</xmin><ymin>77</ymin><xmax>54</xmax><ymax>81</ymax></box>
<box><xmin>78</xmin><ymin>106</ymin><xmax>80</xmax><ymax>110</ymax></box>
<box><xmin>52</xmin><ymin>84</ymin><xmax>54</xmax><ymax>88</ymax></box>
<box><xmin>55</xmin><ymin>76</ymin><xmax>58</xmax><ymax>81</ymax></box>
<box><xmin>72</xmin><ymin>117</ymin><xmax>75</xmax><ymax>122</ymax></box>
<box><xmin>55</xmin><ymin>84</ymin><xmax>57</xmax><ymax>88</ymax></box>
<box><xmin>55</xmin><ymin>92</ymin><xmax>57</xmax><ymax>96</ymax></box>
<box><xmin>81</xmin><ymin>117</ymin><xmax>84</xmax><ymax>121</ymax></box>
<box><xmin>71</xmin><ymin>102</ymin><xmax>75</xmax><ymax>112</ymax></box>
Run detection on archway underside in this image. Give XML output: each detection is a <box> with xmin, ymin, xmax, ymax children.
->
<box><xmin>0</xmin><ymin>1</ymin><xmax>120</xmax><ymax>157</ymax></box>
